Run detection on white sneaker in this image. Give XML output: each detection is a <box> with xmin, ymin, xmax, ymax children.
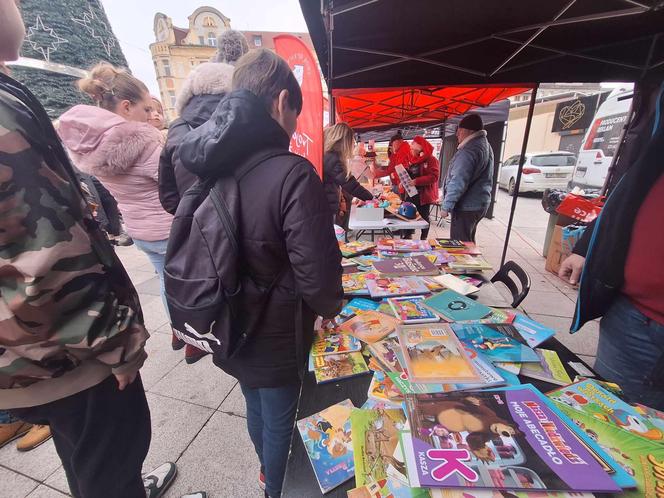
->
<box><xmin>143</xmin><ymin>462</ymin><xmax>177</xmax><ymax>498</ymax></box>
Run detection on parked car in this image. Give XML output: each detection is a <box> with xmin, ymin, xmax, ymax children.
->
<box><xmin>569</xmin><ymin>88</ymin><xmax>632</xmax><ymax>191</ymax></box>
<box><xmin>498</xmin><ymin>151</ymin><xmax>576</xmax><ymax>196</ymax></box>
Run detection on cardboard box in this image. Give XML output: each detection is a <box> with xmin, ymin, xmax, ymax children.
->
<box><xmin>545</xmin><ymin>225</ymin><xmax>569</xmax><ymax>275</ymax></box>
<box><xmin>354</xmin><ymin>207</ymin><xmax>384</xmax><ymax>222</ymax></box>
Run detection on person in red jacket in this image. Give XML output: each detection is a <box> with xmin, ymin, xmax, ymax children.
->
<box><xmin>403</xmin><ymin>136</ymin><xmax>440</xmax><ymax>239</ymax></box>
<box><xmin>373</xmin><ymin>132</ymin><xmax>411</xmax><ymax>193</ymax></box>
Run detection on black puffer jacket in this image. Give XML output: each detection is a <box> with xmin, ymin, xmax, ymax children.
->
<box><xmin>159</xmin><ymin>62</ymin><xmax>234</xmax><ymax>214</ymax></box>
<box><xmin>178</xmin><ymin>90</ymin><xmax>343</xmax><ymax>387</ymax></box>
<box><xmin>323</xmin><ymin>151</ymin><xmax>373</xmax><ymax>216</ymax></box>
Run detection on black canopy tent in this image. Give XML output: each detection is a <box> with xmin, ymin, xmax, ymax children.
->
<box><xmin>300</xmin><ymin>0</ymin><xmax>664</xmax><ymax>265</ymax></box>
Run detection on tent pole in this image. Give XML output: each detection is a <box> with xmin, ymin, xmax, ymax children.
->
<box><xmin>500</xmin><ymin>84</ymin><xmax>539</xmax><ymax>267</ymax></box>
<box><xmin>327</xmin><ymin>0</ymin><xmax>336</xmax><ymax>124</ymax></box>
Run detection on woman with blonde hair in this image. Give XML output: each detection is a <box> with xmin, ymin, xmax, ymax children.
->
<box><xmin>323</xmin><ymin>123</ymin><xmax>374</xmax><ymax>223</ymax></box>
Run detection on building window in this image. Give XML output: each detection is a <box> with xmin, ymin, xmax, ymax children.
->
<box><xmin>208</xmin><ymin>32</ymin><xmax>216</xmax><ymax>46</ymax></box>
<box><xmin>198</xmin><ymin>35</ymin><xmax>205</xmax><ymax>45</ymax></box>
<box><xmin>162</xmin><ymin>60</ymin><xmax>171</xmax><ymax>77</ymax></box>
<box><xmin>168</xmin><ymin>90</ymin><xmax>176</xmax><ymax>108</ymax></box>
<box><xmin>253</xmin><ymin>35</ymin><xmax>262</xmax><ymax>47</ymax></box>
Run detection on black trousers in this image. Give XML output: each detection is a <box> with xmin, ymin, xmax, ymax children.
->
<box><xmin>11</xmin><ymin>375</ymin><xmax>151</xmax><ymax>498</ymax></box>
<box><xmin>402</xmin><ymin>195</ymin><xmax>432</xmax><ymax>240</ymax></box>
<box><xmin>450</xmin><ymin>209</ymin><xmax>486</xmax><ymax>242</ymax></box>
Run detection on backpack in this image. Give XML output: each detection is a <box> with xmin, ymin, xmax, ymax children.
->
<box><xmin>163</xmin><ymin>149</ymin><xmax>292</xmax><ymax>360</ymax></box>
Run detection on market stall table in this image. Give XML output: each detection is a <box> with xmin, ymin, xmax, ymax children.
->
<box><xmin>349</xmin><ymin>206</ymin><xmax>430</xmax><ymax>241</ymax></box>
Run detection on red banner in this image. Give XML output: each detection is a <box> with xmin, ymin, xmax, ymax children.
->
<box><xmin>274</xmin><ymin>35</ymin><xmax>324</xmax><ymax>177</ymax></box>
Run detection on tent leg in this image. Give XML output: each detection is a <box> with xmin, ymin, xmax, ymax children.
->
<box><xmin>500</xmin><ymin>85</ymin><xmax>539</xmax><ymax>267</ymax></box>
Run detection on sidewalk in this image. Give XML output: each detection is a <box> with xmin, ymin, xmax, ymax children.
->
<box><xmin>0</xmin><ymin>216</ymin><xmax>599</xmax><ymax>498</ymax></box>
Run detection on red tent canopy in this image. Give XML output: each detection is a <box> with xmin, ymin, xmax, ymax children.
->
<box><xmin>333</xmin><ymin>85</ymin><xmax>532</xmax><ymax>132</ymax></box>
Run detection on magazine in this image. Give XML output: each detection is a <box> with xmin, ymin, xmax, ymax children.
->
<box><xmin>451</xmin><ymin>323</ymin><xmax>540</xmax><ymax>363</ymax></box>
<box><xmin>432</xmin><ymin>274</ymin><xmax>480</xmax><ymax>295</ymax></box>
<box><xmin>296</xmin><ymin>399</ymin><xmax>355</xmax><ymax>493</ymax></box>
<box><xmin>350</xmin><ymin>408</ymin><xmax>408</xmax><ymax>487</ymax></box>
<box><xmin>401</xmin><ymin>386</ymin><xmax>621</xmax><ymax>492</ymax></box>
<box><xmin>377</xmin><ymin>238</ymin><xmax>431</xmax><ymax>253</ymax></box>
<box><xmin>340</xmin><ymin>240</ymin><xmax>377</xmax><ymax>257</ymax></box>
<box><xmin>373</xmin><ymin>256</ymin><xmax>440</xmax><ymax>277</ymax></box>
<box><xmin>548</xmin><ymin>379</ymin><xmax>664</xmax><ymax>443</ymax></box>
<box><xmin>313</xmin><ymin>352</ymin><xmax>370</xmax><ymax>384</ymax></box>
<box><xmin>366</xmin><ymin>277</ymin><xmax>431</xmax><ymax>298</ymax></box>
<box><xmin>520</xmin><ymin>349</ymin><xmax>572</xmax><ymax>386</ymax></box>
<box><xmin>423</xmin><ymin>290</ymin><xmax>492</xmax><ymax>322</ymax></box>
<box><xmin>368</xmin><ymin>334</ymin><xmax>405</xmax><ymax>373</ymax></box>
<box><xmin>311</xmin><ymin>331</ymin><xmax>362</xmax><ymax>356</ymax></box>
<box><xmin>368</xmin><ymin>371</ymin><xmax>404</xmax><ymax>403</ymax></box>
<box><xmin>336</xmin><ymin>311</ymin><xmax>400</xmax><ymax>344</ymax></box>
<box><xmin>512</xmin><ymin>315</ymin><xmax>556</xmax><ymax>348</ymax></box>
<box><xmin>397</xmin><ymin>324</ymin><xmax>481</xmax><ymax>384</ymax></box>
<box><xmin>388</xmin><ymin>296</ymin><xmax>440</xmax><ymax>324</ymax></box>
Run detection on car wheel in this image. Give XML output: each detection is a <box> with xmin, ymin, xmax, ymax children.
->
<box><xmin>508</xmin><ymin>178</ymin><xmax>517</xmax><ymax>196</ymax></box>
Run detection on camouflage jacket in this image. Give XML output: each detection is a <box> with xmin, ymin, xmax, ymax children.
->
<box><xmin>0</xmin><ymin>74</ymin><xmax>149</xmax><ymax>407</ymax></box>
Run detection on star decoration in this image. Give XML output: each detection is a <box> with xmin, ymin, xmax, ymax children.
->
<box><xmin>72</xmin><ymin>4</ymin><xmax>116</xmax><ymax>57</ymax></box>
<box><xmin>24</xmin><ymin>15</ymin><xmax>68</xmax><ymax>62</ymax></box>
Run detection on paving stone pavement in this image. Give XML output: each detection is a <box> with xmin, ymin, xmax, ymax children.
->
<box><xmin>0</xmin><ymin>211</ymin><xmax>598</xmax><ymax>498</ymax></box>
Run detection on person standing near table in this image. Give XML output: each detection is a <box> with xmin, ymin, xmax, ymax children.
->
<box><xmin>401</xmin><ymin>135</ymin><xmax>440</xmax><ymax>239</ymax></box>
<box><xmin>373</xmin><ymin>132</ymin><xmax>411</xmax><ymax>193</ymax></box>
<box><xmin>440</xmin><ymin>114</ymin><xmax>494</xmax><ymax>242</ymax></box>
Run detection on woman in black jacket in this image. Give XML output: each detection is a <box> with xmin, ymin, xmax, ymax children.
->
<box><xmin>323</xmin><ymin>123</ymin><xmax>374</xmax><ymax>222</ymax></box>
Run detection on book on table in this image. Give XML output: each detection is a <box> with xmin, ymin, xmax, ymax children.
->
<box><xmin>296</xmin><ymin>399</ymin><xmax>355</xmax><ymax>493</ymax></box>
<box><xmin>336</xmin><ymin>310</ymin><xmax>399</xmax><ymax>344</ymax></box>
<box><xmin>313</xmin><ymin>352</ymin><xmax>370</xmax><ymax>384</ymax></box>
<box><xmin>432</xmin><ymin>273</ymin><xmax>480</xmax><ymax>295</ymax></box>
<box><xmin>423</xmin><ymin>289</ymin><xmax>492</xmax><ymax>322</ymax></box>
<box><xmin>451</xmin><ymin>323</ymin><xmax>540</xmax><ymax>363</ymax></box>
<box><xmin>396</xmin><ymin>324</ymin><xmax>482</xmax><ymax>384</ymax></box>
<box><xmin>376</xmin><ymin>238</ymin><xmax>431</xmax><ymax>253</ymax></box>
<box><xmin>447</xmin><ymin>254</ymin><xmax>493</xmax><ymax>272</ymax></box>
<box><xmin>511</xmin><ymin>314</ymin><xmax>556</xmax><ymax>348</ymax></box>
<box><xmin>435</xmin><ymin>238</ymin><xmax>466</xmax><ymax>249</ymax></box>
<box><xmin>373</xmin><ymin>255</ymin><xmax>440</xmax><ymax>277</ymax></box>
<box><xmin>339</xmin><ymin>240</ymin><xmax>377</xmax><ymax>257</ymax></box>
<box><xmin>332</xmin><ymin>298</ymin><xmax>380</xmax><ymax>329</ymax></box>
<box><xmin>343</xmin><ymin>272</ymin><xmax>376</xmax><ymax>295</ymax></box>
<box><xmin>311</xmin><ymin>331</ymin><xmax>362</xmax><ymax>357</ymax></box>
<box><xmin>519</xmin><ymin>348</ymin><xmax>573</xmax><ymax>386</ymax></box>
<box><xmin>367</xmin><ymin>334</ymin><xmax>405</xmax><ymax>373</ymax></box>
<box><xmin>368</xmin><ymin>371</ymin><xmax>404</xmax><ymax>404</ymax></box>
<box><xmin>346</xmin><ymin>478</ymin><xmax>430</xmax><ymax>498</ymax></box>
<box><xmin>400</xmin><ymin>386</ymin><xmax>621</xmax><ymax>493</ymax></box>
<box><xmin>388</xmin><ymin>295</ymin><xmax>440</xmax><ymax>324</ymax></box>
<box><xmin>366</xmin><ymin>276</ymin><xmax>431</xmax><ymax>298</ymax></box>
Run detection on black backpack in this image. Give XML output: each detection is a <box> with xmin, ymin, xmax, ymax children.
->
<box><xmin>163</xmin><ymin>150</ymin><xmax>292</xmax><ymax>360</ymax></box>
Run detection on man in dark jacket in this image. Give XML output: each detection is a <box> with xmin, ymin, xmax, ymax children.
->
<box><xmin>177</xmin><ymin>49</ymin><xmax>343</xmax><ymax>498</ymax></box>
<box><xmin>559</xmin><ymin>93</ymin><xmax>664</xmax><ymax>409</ymax></box>
<box><xmin>441</xmin><ymin>114</ymin><xmax>494</xmax><ymax>242</ymax></box>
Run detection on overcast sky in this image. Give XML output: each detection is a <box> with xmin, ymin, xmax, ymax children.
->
<box><xmin>100</xmin><ymin>0</ymin><xmax>308</xmax><ymax>96</ymax></box>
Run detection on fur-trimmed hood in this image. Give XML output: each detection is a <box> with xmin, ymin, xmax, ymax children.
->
<box><xmin>58</xmin><ymin>105</ymin><xmax>163</xmax><ymax>176</ymax></box>
<box><xmin>175</xmin><ymin>62</ymin><xmax>234</xmax><ymax>115</ymax></box>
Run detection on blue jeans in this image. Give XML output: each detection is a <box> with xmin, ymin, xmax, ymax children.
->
<box><xmin>0</xmin><ymin>410</ymin><xmax>18</xmax><ymax>424</ymax></box>
<box><xmin>240</xmin><ymin>383</ymin><xmax>300</xmax><ymax>498</ymax></box>
<box><xmin>133</xmin><ymin>238</ymin><xmax>169</xmax><ymax>317</ymax></box>
<box><xmin>596</xmin><ymin>296</ymin><xmax>664</xmax><ymax>410</ymax></box>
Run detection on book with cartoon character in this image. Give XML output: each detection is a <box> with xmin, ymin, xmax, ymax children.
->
<box><xmin>343</xmin><ymin>272</ymin><xmax>377</xmax><ymax>296</ymax></box>
<box><xmin>388</xmin><ymin>296</ymin><xmax>441</xmax><ymax>324</ymax></box>
<box><xmin>397</xmin><ymin>324</ymin><xmax>481</xmax><ymax>384</ymax></box>
<box><xmin>366</xmin><ymin>277</ymin><xmax>431</xmax><ymax>299</ymax></box>
<box><xmin>373</xmin><ymin>256</ymin><xmax>440</xmax><ymax>277</ymax></box>
<box><xmin>312</xmin><ymin>331</ymin><xmax>362</xmax><ymax>357</ymax></box>
<box><xmin>313</xmin><ymin>352</ymin><xmax>370</xmax><ymax>384</ymax></box>
<box><xmin>340</xmin><ymin>240</ymin><xmax>377</xmax><ymax>257</ymax></box>
<box><xmin>337</xmin><ymin>311</ymin><xmax>399</xmax><ymax>344</ymax></box>
<box><xmin>548</xmin><ymin>379</ymin><xmax>664</xmax><ymax>443</ymax></box>
<box><xmin>368</xmin><ymin>334</ymin><xmax>405</xmax><ymax>373</ymax></box>
<box><xmin>296</xmin><ymin>399</ymin><xmax>355</xmax><ymax>493</ymax></box>
<box><xmin>401</xmin><ymin>386</ymin><xmax>621</xmax><ymax>492</ymax></box>
<box><xmin>377</xmin><ymin>238</ymin><xmax>431</xmax><ymax>253</ymax></box>
<box><xmin>520</xmin><ymin>349</ymin><xmax>572</xmax><ymax>386</ymax></box>
<box><xmin>451</xmin><ymin>323</ymin><xmax>540</xmax><ymax>363</ymax></box>
<box><xmin>347</xmin><ymin>477</ymin><xmax>431</xmax><ymax>498</ymax></box>
<box><xmin>368</xmin><ymin>371</ymin><xmax>404</xmax><ymax>404</ymax></box>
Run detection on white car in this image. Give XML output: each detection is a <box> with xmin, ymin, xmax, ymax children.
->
<box><xmin>498</xmin><ymin>152</ymin><xmax>576</xmax><ymax>195</ymax></box>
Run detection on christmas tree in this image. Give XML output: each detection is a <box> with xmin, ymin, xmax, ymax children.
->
<box><xmin>10</xmin><ymin>0</ymin><xmax>129</xmax><ymax>118</ymax></box>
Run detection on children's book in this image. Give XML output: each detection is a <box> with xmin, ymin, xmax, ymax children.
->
<box><xmin>397</xmin><ymin>324</ymin><xmax>481</xmax><ymax>384</ymax></box>
<box><xmin>368</xmin><ymin>371</ymin><xmax>404</xmax><ymax>403</ymax></box>
<box><xmin>511</xmin><ymin>314</ymin><xmax>556</xmax><ymax>348</ymax></box>
<box><xmin>388</xmin><ymin>296</ymin><xmax>440</xmax><ymax>324</ymax></box>
<box><xmin>340</xmin><ymin>240</ymin><xmax>377</xmax><ymax>257</ymax></box>
<box><xmin>360</xmin><ymin>398</ymin><xmax>402</xmax><ymax>411</ymax></box>
<box><xmin>494</xmin><ymin>362</ymin><xmax>522</xmax><ymax>375</ymax></box>
<box><xmin>311</xmin><ymin>331</ymin><xmax>362</xmax><ymax>356</ymax></box>
<box><xmin>401</xmin><ymin>386</ymin><xmax>621</xmax><ymax>493</ymax></box>
<box><xmin>445</xmin><ymin>242</ymin><xmax>482</xmax><ymax>256</ymax></box>
<box><xmin>438</xmin><ymin>491</ymin><xmax>595</xmax><ymax>497</ymax></box>
<box><xmin>347</xmin><ymin>478</ymin><xmax>430</xmax><ymax>498</ymax></box>
<box><xmin>548</xmin><ymin>379</ymin><xmax>664</xmax><ymax>443</ymax></box>
<box><xmin>333</xmin><ymin>297</ymin><xmax>381</xmax><ymax>328</ymax></box>
<box><xmin>447</xmin><ymin>254</ymin><xmax>493</xmax><ymax>272</ymax></box>
<box><xmin>451</xmin><ymin>323</ymin><xmax>540</xmax><ymax>363</ymax></box>
<box><xmin>296</xmin><ymin>399</ymin><xmax>355</xmax><ymax>493</ymax></box>
<box><xmin>373</xmin><ymin>256</ymin><xmax>440</xmax><ymax>277</ymax></box>
<box><xmin>461</xmin><ymin>308</ymin><xmax>516</xmax><ymax>325</ymax></box>
<box><xmin>377</xmin><ymin>238</ymin><xmax>431</xmax><ymax>253</ymax></box>
<box><xmin>366</xmin><ymin>277</ymin><xmax>431</xmax><ymax>299</ymax></box>
<box><xmin>368</xmin><ymin>334</ymin><xmax>405</xmax><ymax>373</ymax></box>
<box><xmin>520</xmin><ymin>349</ymin><xmax>573</xmax><ymax>386</ymax></box>
<box><xmin>350</xmin><ymin>408</ymin><xmax>408</xmax><ymax>487</ymax></box>
<box><xmin>421</xmin><ymin>277</ymin><xmax>445</xmax><ymax>293</ymax></box>
<box><xmin>435</xmin><ymin>238</ymin><xmax>466</xmax><ymax>249</ymax></box>
<box><xmin>432</xmin><ymin>274</ymin><xmax>480</xmax><ymax>295</ymax></box>
<box><xmin>353</xmin><ymin>254</ymin><xmax>384</xmax><ymax>268</ymax></box>
<box><xmin>337</xmin><ymin>311</ymin><xmax>400</xmax><ymax>344</ymax></box>
<box><xmin>458</xmin><ymin>274</ymin><xmax>484</xmax><ymax>287</ymax></box>
<box><xmin>423</xmin><ymin>290</ymin><xmax>492</xmax><ymax>322</ymax></box>
<box><xmin>343</xmin><ymin>272</ymin><xmax>376</xmax><ymax>295</ymax></box>
<box><xmin>313</xmin><ymin>352</ymin><xmax>370</xmax><ymax>384</ymax></box>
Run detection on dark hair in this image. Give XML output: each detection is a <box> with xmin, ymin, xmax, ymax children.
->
<box><xmin>232</xmin><ymin>49</ymin><xmax>303</xmax><ymax>115</ymax></box>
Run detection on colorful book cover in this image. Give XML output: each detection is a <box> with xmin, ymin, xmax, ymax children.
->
<box><xmin>374</xmin><ymin>256</ymin><xmax>440</xmax><ymax>277</ymax></box>
<box><xmin>438</xmin><ymin>490</ymin><xmax>595</xmax><ymax>497</ymax></box>
<box><xmin>435</xmin><ymin>239</ymin><xmax>466</xmax><ymax>249</ymax></box>
<box><xmin>451</xmin><ymin>323</ymin><xmax>540</xmax><ymax>363</ymax></box>
<box><xmin>353</xmin><ymin>254</ymin><xmax>384</xmax><ymax>268</ymax></box>
<box><xmin>367</xmin><ymin>277</ymin><xmax>431</xmax><ymax>299</ymax></box>
<box><xmin>388</xmin><ymin>296</ymin><xmax>440</xmax><ymax>324</ymax></box>
<box><xmin>378</xmin><ymin>300</ymin><xmax>398</xmax><ymax>317</ymax></box>
<box><xmin>432</xmin><ymin>274</ymin><xmax>480</xmax><ymax>295</ymax></box>
<box><xmin>312</xmin><ymin>331</ymin><xmax>362</xmax><ymax>356</ymax></box>
<box><xmin>313</xmin><ymin>352</ymin><xmax>370</xmax><ymax>384</ymax></box>
<box><xmin>350</xmin><ymin>408</ymin><xmax>408</xmax><ymax>487</ymax></box>
<box><xmin>377</xmin><ymin>238</ymin><xmax>431</xmax><ymax>253</ymax></box>
<box><xmin>360</xmin><ymin>398</ymin><xmax>402</xmax><ymax>411</ymax></box>
<box><xmin>494</xmin><ymin>362</ymin><xmax>522</xmax><ymax>375</ymax></box>
<box><xmin>343</xmin><ymin>272</ymin><xmax>376</xmax><ymax>295</ymax></box>
<box><xmin>347</xmin><ymin>478</ymin><xmax>431</xmax><ymax>498</ymax></box>
<box><xmin>368</xmin><ymin>334</ymin><xmax>405</xmax><ymax>373</ymax></box>
<box><xmin>369</xmin><ymin>371</ymin><xmax>404</xmax><ymax>403</ymax></box>
<box><xmin>337</xmin><ymin>311</ymin><xmax>400</xmax><ymax>344</ymax></box>
<box><xmin>512</xmin><ymin>315</ymin><xmax>556</xmax><ymax>348</ymax></box>
<box><xmin>548</xmin><ymin>379</ymin><xmax>664</xmax><ymax>443</ymax></box>
<box><xmin>340</xmin><ymin>240</ymin><xmax>377</xmax><ymax>257</ymax></box>
<box><xmin>554</xmin><ymin>402</ymin><xmax>664</xmax><ymax>498</ymax></box>
<box><xmin>401</xmin><ymin>387</ymin><xmax>621</xmax><ymax>492</ymax></box>
<box><xmin>447</xmin><ymin>255</ymin><xmax>493</xmax><ymax>272</ymax></box>
<box><xmin>445</xmin><ymin>242</ymin><xmax>482</xmax><ymax>256</ymax></box>
<box><xmin>520</xmin><ymin>349</ymin><xmax>572</xmax><ymax>386</ymax></box>
<box><xmin>296</xmin><ymin>399</ymin><xmax>355</xmax><ymax>493</ymax></box>
<box><xmin>423</xmin><ymin>290</ymin><xmax>492</xmax><ymax>322</ymax></box>
<box><xmin>458</xmin><ymin>275</ymin><xmax>484</xmax><ymax>287</ymax></box>
<box><xmin>397</xmin><ymin>324</ymin><xmax>481</xmax><ymax>384</ymax></box>
<box><xmin>421</xmin><ymin>277</ymin><xmax>445</xmax><ymax>293</ymax></box>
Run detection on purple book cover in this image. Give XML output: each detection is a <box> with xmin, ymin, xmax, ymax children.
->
<box><xmin>401</xmin><ymin>386</ymin><xmax>620</xmax><ymax>492</ymax></box>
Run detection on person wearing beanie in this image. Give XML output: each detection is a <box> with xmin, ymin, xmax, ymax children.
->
<box><xmin>401</xmin><ymin>135</ymin><xmax>440</xmax><ymax>239</ymax></box>
<box><xmin>441</xmin><ymin>113</ymin><xmax>494</xmax><ymax>242</ymax></box>
<box><xmin>159</xmin><ymin>29</ymin><xmax>249</xmax><ymax>215</ymax></box>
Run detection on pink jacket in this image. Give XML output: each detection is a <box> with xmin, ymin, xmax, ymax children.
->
<box><xmin>58</xmin><ymin>105</ymin><xmax>173</xmax><ymax>241</ymax></box>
